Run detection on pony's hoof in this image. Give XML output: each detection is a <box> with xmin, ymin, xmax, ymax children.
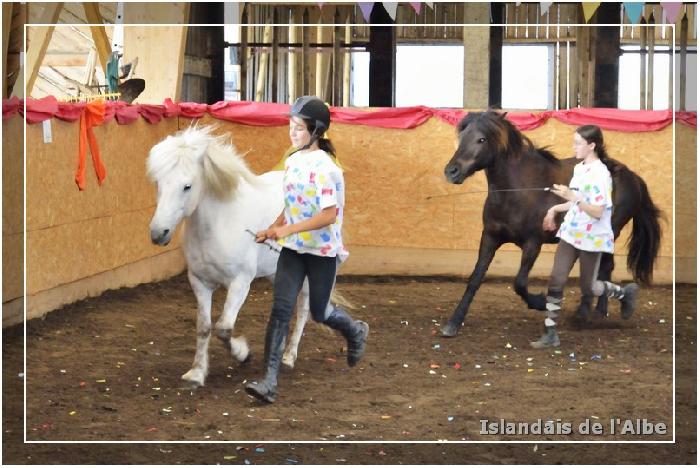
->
<box><xmin>181</xmin><ymin>369</ymin><xmax>205</xmax><ymax>388</ymax></box>
<box><xmin>230</xmin><ymin>336</ymin><xmax>250</xmax><ymax>363</ymax></box>
<box><xmin>440</xmin><ymin>323</ymin><xmax>459</xmax><ymax>338</ymax></box>
<box><xmin>282</xmin><ymin>352</ymin><xmax>296</xmax><ymax>370</ymax></box>
<box><xmin>527</xmin><ymin>293</ymin><xmax>547</xmax><ymax>311</ymax></box>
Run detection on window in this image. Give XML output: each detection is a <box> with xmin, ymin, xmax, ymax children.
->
<box><xmin>618</xmin><ymin>45</ymin><xmax>697</xmax><ymax>111</ymax></box>
<box><xmin>501</xmin><ymin>44</ymin><xmax>555</xmax><ymax>110</ymax></box>
<box><xmin>396</xmin><ymin>45</ymin><xmax>463</xmax><ymax>107</ymax></box>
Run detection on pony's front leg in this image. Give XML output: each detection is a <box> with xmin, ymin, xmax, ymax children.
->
<box><xmin>215</xmin><ymin>275</ymin><xmax>253</xmax><ymax>363</ymax></box>
<box><xmin>282</xmin><ymin>280</ymin><xmax>310</xmax><ymax>369</ymax></box>
<box><xmin>182</xmin><ymin>271</ymin><xmax>215</xmax><ymax>387</ymax></box>
<box><xmin>441</xmin><ymin>233</ymin><xmax>501</xmax><ymax>337</ymax></box>
<box><xmin>513</xmin><ymin>239</ymin><xmax>547</xmax><ymax>310</ymax></box>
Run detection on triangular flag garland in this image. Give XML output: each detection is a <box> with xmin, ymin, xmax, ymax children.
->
<box><xmin>540</xmin><ymin>2</ymin><xmax>553</xmax><ymax>16</ymax></box>
<box><xmin>410</xmin><ymin>2</ymin><xmax>422</xmax><ymax>15</ymax></box>
<box><xmin>424</xmin><ymin>2</ymin><xmax>433</xmax><ymax>9</ymax></box>
<box><xmin>623</xmin><ymin>2</ymin><xmax>644</xmax><ymax>24</ymax></box>
<box><xmin>660</xmin><ymin>2</ymin><xmax>682</xmax><ymax>24</ymax></box>
<box><xmin>582</xmin><ymin>2</ymin><xmax>601</xmax><ymax>23</ymax></box>
<box><xmin>383</xmin><ymin>2</ymin><xmax>398</xmax><ymax>21</ymax></box>
<box><xmin>358</xmin><ymin>2</ymin><xmax>374</xmax><ymax>22</ymax></box>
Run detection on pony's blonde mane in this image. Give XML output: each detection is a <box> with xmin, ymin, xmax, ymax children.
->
<box><xmin>146</xmin><ymin>124</ymin><xmax>258</xmax><ymax>199</ymax></box>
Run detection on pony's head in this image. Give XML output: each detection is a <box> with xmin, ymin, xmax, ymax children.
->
<box><xmin>444</xmin><ymin>111</ymin><xmax>523</xmax><ymax>184</ymax></box>
<box><xmin>146</xmin><ymin>125</ymin><xmax>250</xmax><ymax>245</ymax></box>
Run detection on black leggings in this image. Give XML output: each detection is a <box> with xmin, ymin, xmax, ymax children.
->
<box><xmin>548</xmin><ymin>240</ymin><xmax>606</xmax><ymax>298</ymax></box>
<box><xmin>270</xmin><ymin>247</ymin><xmax>337</xmax><ymax>324</ymax></box>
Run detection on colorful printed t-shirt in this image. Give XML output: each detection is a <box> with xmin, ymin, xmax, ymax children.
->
<box><xmin>277</xmin><ymin>149</ymin><xmax>349</xmax><ymax>261</ymax></box>
<box><xmin>557</xmin><ymin>159</ymin><xmax>614</xmax><ymax>253</ymax></box>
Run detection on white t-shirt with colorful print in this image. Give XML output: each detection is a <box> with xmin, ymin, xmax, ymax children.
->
<box><xmin>276</xmin><ymin>149</ymin><xmax>349</xmax><ymax>261</ymax></box>
<box><xmin>557</xmin><ymin>159</ymin><xmax>615</xmax><ymax>253</ymax></box>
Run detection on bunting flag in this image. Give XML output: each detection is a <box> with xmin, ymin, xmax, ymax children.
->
<box><xmin>358</xmin><ymin>2</ymin><xmax>374</xmax><ymax>22</ymax></box>
<box><xmin>410</xmin><ymin>2</ymin><xmax>422</xmax><ymax>15</ymax></box>
<box><xmin>318</xmin><ymin>2</ymin><xmax>324</xmax><ymax>9</ymax></box>
<box><xmin>623</xmin><ymin>2</ymin><xmax>644</xmax><ymax>23</ymax></box>
<box><xmin>425</xmin><ymin>2</ymin><xmax>433</xmax><ymax>10</ymax></box>
<box><xmin>540</xmin><ymin>2</ymin><xmax>552</xmax><ymax>16</ymax></box>
<box><xmin>661</xmin><ymin>2</ymin><xmax>682</xmax><ymax>24</ymax></box>
<box><xmin>383</xmin><ymin>2</ymin><xmax>398</xmax><ymax>20</ymax></box>
<box><xmin>582</xmin><ymin>2</ymin><xmax>601</xmax><ymax>23</ymax></box>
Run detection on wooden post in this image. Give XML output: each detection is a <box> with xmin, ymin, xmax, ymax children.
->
<box><xmin>647</xmin><ymin>13</ymin><xmax>655</xmax><ymax>109</ymax></box>
<box><xmin>332</xmin><ymin>10</ymin><xmax>342</xmax><ymax>106</ymax></box>
<box><xmin>254</xmin><ymin>23</ymin><xmax>272</xmax><ymax>101</ymax></box>
<box><xmin>302</xmin><ymin>8</ymin><xmax>310</xmax><ymax>96</ymax></box>
<box><xmin>2</xmin><ymin>3</ymin><xmax>13</xmax><ymax>98</ymax></box>
<box><xmin>679</xmin><ymin>13</ymin><xmax>688</xmax><ymax>111</ymax></box>
<box><xmin>240</xmin><ymin>7</ymin><xmax>248</xmax><ymax>101</ymax></box>
<box><xmin>489</xmin><ymin>3</ymin><xmax>504</xmax><ymax>108</ymax></box>
<box><xmin>315</xmin><ymin>7</ymin><xmax>333</xmax><ymax>101</ymax></box>
<box><xmin>640</xmin><ymin>17</ymin><xmax>647</xmax><ymax>109</ymax></box>
<box><xmin>271</xmin><ymin>8</ymin><xmax>279</xmax><ymax>102</ymax></box>
<box><xmin>668</xmin><ymin>23</ymin><xmax>673</xmax><ymax>110</ymax></box>
<box><xmin>343</xmin><ymin>23</ymin><xmax>351</xmax><ymax>106</ymax></box>
<box><xmin>463</xmin><ymin>3</ymin><xmax>491</xmax><ymax>108</ymax></box>
<box><xmin>576</xmin><ymin>25</ymin><xmax>591</xmax><ymax>107</ymax></box>
<box><xmin>288</xmin><ymin>7</ymin><xmax>300</xmax><ymax>103</ymax></box>
<box><xmin>369</xmin><ymin>4</ymin><xmax>395</xmax><ymax>107</ymax></box>
<box><xmin>83</xmin><ymin>3</ymin><xmax>111</xmax><ymax>75</ymax></box>
<box><xmin>591</xmin><ymin>3</ymin><xmax>620</xmax><ymax>108</ymax></box>
<box><xmin>25</xmin><ymin>3</ymin><xmax>63</xmax><ymax>97</ymax></box>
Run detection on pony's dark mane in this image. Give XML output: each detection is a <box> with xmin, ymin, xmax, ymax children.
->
<box><xmin>458</xmin><ymin>111</ymin><xmax>560</xmax><ymax>166</ymax></box>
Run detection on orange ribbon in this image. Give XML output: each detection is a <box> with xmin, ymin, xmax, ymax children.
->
<box><xmin>75</xmin><ymin>99</ymin><xmax>106</xmax><ymax>190</ymax></box>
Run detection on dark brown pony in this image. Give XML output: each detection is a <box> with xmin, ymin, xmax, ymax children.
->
<box><xmin>440</xmin><ymin>111</ymin><xmax>661</xmax><ymax>337</ymax></box>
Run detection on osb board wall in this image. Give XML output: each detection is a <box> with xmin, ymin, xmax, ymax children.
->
<box><xmin>2</xmin><ymin>117</ymin><xmax>23</xmax><ymax>302</ymax></box>
<box><xmin>25</xmin><ymin>117</ymin><xmax>181</xmax><ymax>297</ymax></box>
<box><xmin>4</xmin><ymin>112</ymin><xmax>690</xmax><ymax>326</ymax></box>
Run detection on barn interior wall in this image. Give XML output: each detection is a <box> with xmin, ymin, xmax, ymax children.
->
<box><xmin>2</xmin><ymin>113</ymin><xmax>692</xmax><ymax>327</ymax></box>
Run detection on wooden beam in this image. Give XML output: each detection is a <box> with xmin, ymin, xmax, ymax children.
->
<box><xmin>302</xmin><ymin>8</ymin><xmax>310</xmax><ymax>96</ymax></box>
<box><xmin>647</xmin><ymin>13</ymin><xmax>655</xmax><ymax>109</ymax></box>
<box><xmin>343</xmin><ymin>23</ymin><xmax>351</xmax><ymax>106</ymax></box>
<box><xmin>271</xmin><ymin>8</ymin><xmax>279</xmax><ymax>102</ymax></box>
<box><xmin>640</xmin><ymin>17</ymin><xmax>647</xmax><ymax>109</ymax></box>
<box><xmin>24</xmin><ymin>3</ymin><xmax>63</xmax><ymax>97</ymax></box>
<box><xmin>82</xmin><ymin>2</ymin><xmax>111</xmax><ymax>74</ymax></box>
<box><xmin>288</xmin><ymin>7</ymin><xmax>299</xmax><ymax>103</ymax></box>
<box><xmin>2</xmin><ymin>3</ymin><xmax>13</xmax><ymax>98</ymax></box>
<box><xmin>679</xmin><ymin>13</ymin><xmax>688</xmax><ymax>111</ymax></box>
<box><xmin>240</xmin><ymin>6</ymin><xmax>248</xmax><ymax>101</ymax></box>
<box><xmin>254</xmin><ymin>24</ymin><xmax>272</xmax><ymax>101</ymax></box>
<box><xmin>332</xmin><ymin>10</ymin><xmax>342</xmax><ymax>106</ymax></box>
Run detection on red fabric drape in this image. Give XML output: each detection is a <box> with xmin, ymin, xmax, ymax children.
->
<box><xmin>3</xmin><ymin>97</ymin><xmax>697</xmax><ymax>131</ymax></box>
<box><xmin>75</xmin><ymin>100</ymin><xmax>107</xmax><ymax>191</ymax></box>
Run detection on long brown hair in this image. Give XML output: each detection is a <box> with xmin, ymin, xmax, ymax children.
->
<box><xmin>576</xmin><ymin>124</ymin><xmax>617</xmax><ymax>174</ymax></box>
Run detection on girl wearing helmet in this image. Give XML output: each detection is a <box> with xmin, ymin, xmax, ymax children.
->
<box><xmin>246</xmin><ymin>96</ymin><xmax>369</xmax><ymax>404</ymax></box>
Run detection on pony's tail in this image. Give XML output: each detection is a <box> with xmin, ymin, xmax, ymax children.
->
<box><xmin>627</xmin><ymin>177</ymin><xmax>662</xmax><ymax>286</ymax></box>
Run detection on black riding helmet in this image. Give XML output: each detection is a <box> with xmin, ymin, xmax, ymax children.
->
<box><xmin>288</xmin><ymin>95</ymin><xmax>331</xmax><ymax>137</ymax></box>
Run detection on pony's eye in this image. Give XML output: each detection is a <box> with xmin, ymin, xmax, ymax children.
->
<box><xmin>477</xmin><ymin>137</ymin><xmax>486</xmax><ymax>144</ymax></box>
<box><xmin>184</xmin><ymin>184</ymin><xmax>192</xmax><ymax>191</ymax></box>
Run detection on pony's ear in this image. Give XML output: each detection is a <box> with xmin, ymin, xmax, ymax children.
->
<box><xmin>499</xmin><ymin>111</ymin><xmax>508</xmax><ymax>120</ymax></box>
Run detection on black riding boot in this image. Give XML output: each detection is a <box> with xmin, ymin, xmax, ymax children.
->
<box><xmin>245</xmin><ymin>318</ymin><xmax>288</xmax><ymax>403</ymax></box>
<box><xmin>323</xmin><ymin>307</ymin><xmax>369</xmax><ymax>367</ymax></box>
<box><xmin>605</xmin><ymin>282</ymin><xmax>639</xmax><ymax>319</ymax></box>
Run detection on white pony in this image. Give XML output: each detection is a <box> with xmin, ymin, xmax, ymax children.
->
<box><xmin>147</xmin><ymin>126</ymin><xmax>311</xmax><ymax>387</ymax></box>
